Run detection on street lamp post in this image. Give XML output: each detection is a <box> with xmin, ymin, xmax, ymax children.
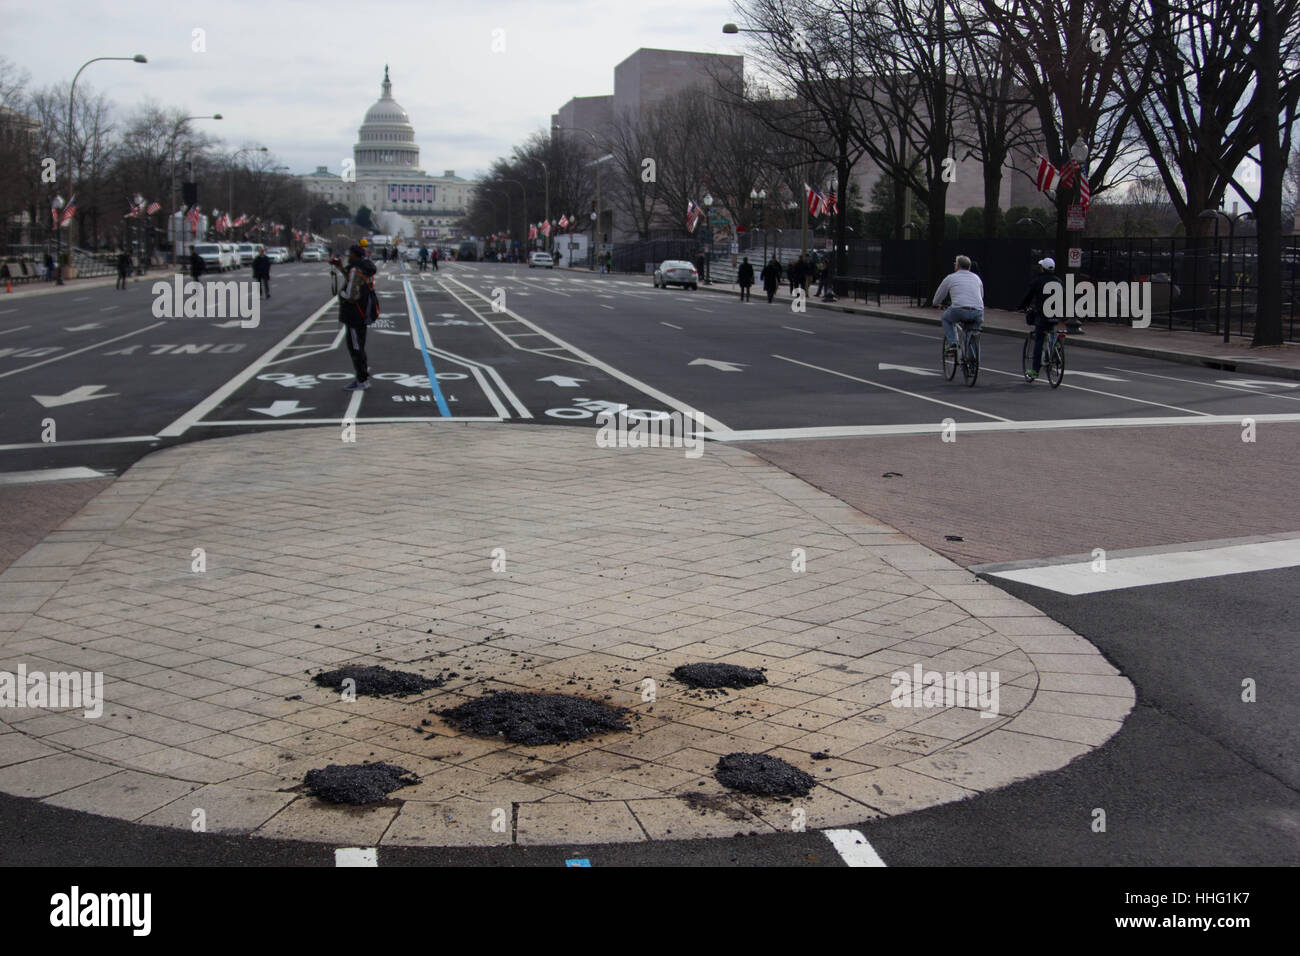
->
<box><xmin>751</xmin><ymin>188</ymin><xmax>766</xmax><ymax>262</ymax></box>
<box><xmin>702</xmin><ymin>194</ymin><xmax>714</xmax><ymax>284</ymax></box>
<box><xmin>169</xmin><ymin>113</ymin><xmax>221</xmax><ymax>263</ymax></box>
<box><xmin>57</xmin><ymin>53</ymin><xmax>147</xmax><ymax>284</ymax></box>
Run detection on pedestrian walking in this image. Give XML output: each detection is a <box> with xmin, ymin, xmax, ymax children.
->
<box><xmin>115</xmin><ymin>249</ymin><xmax>131</xmax><ymax>290</ymax></box>
<box><xmin>252</xmin><ymin>246</ymin><xmax>271</xmax><ymax>299</ymax></box>
<box><xmin>419</xmin><ymin>245</ymin><xmax>429</xmax><ymax>272</ymax></box>
<box><xmin>330</xmin><ymin>244</ymin><xmax>378</xmax><ymax>391</ymax></box>
<box><xmin>189</xmin><ymin>248</ymin><xmax>205</xmax><ymax>281</ymax></box>
<box><xmin>737</xmin><ymin>256</ymin><xmax>754</xmax><ymax>302</ymax></box>
<box><xmin>43</xmin><ymin>251</ymin><xmax>55</xmax><ymax>282</ymax></box>
<box><xmin>761</xmin><ymin>255</ymin><xmax>782</xmax><ymax>304</ymax></box>
<box><xmin>431</xmin><ymin>247</ymin><xmax>439</xmax><ymax>271</ymax></box>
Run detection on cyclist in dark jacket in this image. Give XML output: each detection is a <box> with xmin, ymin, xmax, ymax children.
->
<box><xmin>1018</xmin><ymin>258</ymin><xmax>1064</xmax><ymax>381</ymax></box>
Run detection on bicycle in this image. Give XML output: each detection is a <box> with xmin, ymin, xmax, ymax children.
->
<box><xmin>1023</xmin><ymin>324</ymin><xmax>1066</xmax><ymax>387</ymax></box>
<box><xmin>942</xmin><ymin>318</ymin><xmax>981</xmax><ymax>386</ymax></box>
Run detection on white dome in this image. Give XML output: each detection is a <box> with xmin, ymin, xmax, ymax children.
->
<box><xmin>354</xmin><ymin>66</ymin><xmax>421</xmax><ymax>172</ymax></box>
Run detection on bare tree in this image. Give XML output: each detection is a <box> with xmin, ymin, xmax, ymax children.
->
<box><xmin>604</xmin><ymin>108</ymin><xmax>660</xmax><ymax>239</ymax></box>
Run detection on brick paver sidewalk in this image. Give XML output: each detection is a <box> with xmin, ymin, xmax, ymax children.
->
<box><xmin>0</xmin><ymin>425</ymin><xmax>1133</xmax><ymax>846</ymax></box>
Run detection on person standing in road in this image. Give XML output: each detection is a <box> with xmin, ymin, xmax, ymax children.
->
<box><xmin>1018</xmin><ymin>257</ymin><xmax>1064</xmax><ymax>381</ymax></box>
<box><xmin>252</xmin><ymin>246</ymin><xmax>272</xmax><ymax>299</ymax></box>
<box><xmin>331</xmin><ymin>244</ymin><xmax>377</xmax><ymax>391</ymax></box>
<box><xmin>761</xmin><ymin>255</ymin><xmax>782</xmax><ymax>304</ymax></box>
<box><xmin>115</xmin><ymin>249</ymin><xmax>131</xmax><ymax>290</ymax></box>
<box><xmin>418</xmin><ymin>244</ymin><xmax>429</xmax><ymax>272</ymax></box>
<box><xmin>189</xmin><ymin>247</ymin><xmax>205</xmax><ymax>281</ymax></box>
<box><xmin>737</xmin><ymin>256</ymin><xmax>754</xmax><ymax>302</ymax></box>
<box><xmin>431</xmin><ymin>247</ymin><xmax>439</xmax><ymax>271</ymax></box>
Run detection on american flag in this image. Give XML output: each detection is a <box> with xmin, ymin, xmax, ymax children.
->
<box><xmin>186</xmin><ymin>205</ymin><xmax>201</xmax><ymax>230</ymax></box>
<box><xmin>825</xmin><ymin>190</ymin><xmax>839</xmax><ymax>216</ymax></box>
<box><xmin>528</xmin><ymin>224</ymin><xmax>537</xmax><ymax>240</ymax></box>
<box><xmin>60</xmin><ymin>195</ymin><xmax>77</xmax><ymax>226</ymax></box>
<box><xmin>146</xmin><ymin>201</ymin><xmax>161</xmax><ymax>215</ymax></box>
<box><xmin>1079</xmin><ymin>174</ymin><xmax>1092</xmax><ymax>213</ymax></box>
<box><xmin>51</xmin><ymin>198</ymin><xmax>60</xmax><ymax>229</ymax></box>
<box><xmin>559</xmin><ymin>214</ymin><xmax>569</xmax><ymax>229</ymax></box>
<box><xmin>806</xmin><ymin>184</ymin><xmax>829</xmax><ymax>218</ymax></box>
<box><xmin>686</xmin><ymin>200</ymin><xmax>702</xmax><ymax>233</ymax></box>
<box><xmin>541</xmin><ymin>220</ymin><xmax>552</xmax><ymax>237</ymax></box>
<box><xmin>1035</xmin><ymin>156</ymin><xmax>1056</xmax><ymax>193</ymax></box>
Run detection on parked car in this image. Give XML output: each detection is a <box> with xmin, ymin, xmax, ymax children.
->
<box><xmin>192</xmin><ymin>243</ymin><xmax>226</xmax><ymax>272</ymax></box>
<box><xmin>528</xmin><ymin>251</ymin><xmax>554</xmax><ymax>269</ymax></box>
<box><xmin>654</xmin><ymin>259</ymin><xmax>699</xmax><ymax>290</ymax></box>
<box><xmin>236</xmin><ymin>243</ymin><xmax>256</xmax><ymax>265</ymax></box>
<box><xmin>263</xmin><ymin>247</ymin><xmax>289</xmax><ymax>263</ymax></box>
<box><xmin>301</xmin><ymin>247</ymin><xmax>324</xmax><ymax>262</ymax></box>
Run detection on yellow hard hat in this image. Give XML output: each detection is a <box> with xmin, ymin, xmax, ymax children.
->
<box><xmin>359</xmin><ymin>238</ymin><xmax>368</xmax><ymax>247</ymax></box>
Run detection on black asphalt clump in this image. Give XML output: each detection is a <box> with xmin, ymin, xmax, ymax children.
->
<box><xmin>715</xmin><ymin>753</ymin><xmax>815</xmax><ymax>797</ymax></box>
<box><xmin>303</xmin><ymin>762</ymin><xmax>418</xmax><ymax>805</ymax></box>
<box><xmin>312</xmin><ymin>665</ymin><xmax>445</xmax><ymax>698</ymax></box>
<box><xmin>438</xmin><ymin>691</ymin><xmax>629</xmax><ymax>745</ymax></box>
<box><xmin>671</xmin><ymin>663</ymin><xmax>767</xmax><ymax>690</ymax></box>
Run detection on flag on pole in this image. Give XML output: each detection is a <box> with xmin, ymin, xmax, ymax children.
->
<box><xmin>1079</xmin><ymin>174</ymin><xmax>1091</xmax><ymax>213</ymax></box>
<box><xmin>686</xmin><ymin>199</ymin><xmax>702</xmax><ymax>233</ymax></box>
<box><xmin>805</xmin><ymin>184</ymin><xmax>820</xmax><ymax>218</ymax></box>
<box><xmin>59</xmin><ymin>195</ymin><xmax>77</xmax><ymax>226</ymax></box>
<box><xmin>528</xmin><ymin>224</ymin><xmax>538</xmax><ymax>240</ymax></box>
<box><xmin>541</xmin><ymin>220</ymin><xmax>552</xmax><ymax>237</ymax></box>
<box><xmin>1035</xmin><ymin>156</ymin><xmax>1056</xmax><ymax>193</ymax></box>
<box><xmin>146</xmin><ymin>201</ymin><xmax>161</xmax><ymax>215</ymax></box>
<box><xmin>558</xmin><ymin>214</ymin><xmax>569</xmax><ymax>230</ymax></box>
<box><xmin>51</xmin><ymin>197</ymin><xmax>61</xmax><ymax>229</ymax></box>
<box><xmin>825</xmin><ymin>190</ymin><xmax>839</xmax><ymax>216</ymax></box>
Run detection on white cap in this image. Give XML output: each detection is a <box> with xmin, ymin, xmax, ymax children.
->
<box><xmin>1038</xmin><ymin>257</ymin><xmax>1056</xmax><ymax>270</ymax></box>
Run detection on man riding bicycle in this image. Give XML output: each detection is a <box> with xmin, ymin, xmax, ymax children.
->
<box><xmin>1018</xmin><ymin>257</ymin><xmax>1064</xmax><ymax>381</ymax></box>
<box><xmin>932</xmin><ymin>255</ymin><xmax>984</xmax><ymax>353</ymax></box>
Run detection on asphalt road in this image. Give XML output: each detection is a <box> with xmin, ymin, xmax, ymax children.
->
<box><xmin>0</xmin><ymin>260</ymin><xmax>1295</xmax><ymax>868</ymax></box>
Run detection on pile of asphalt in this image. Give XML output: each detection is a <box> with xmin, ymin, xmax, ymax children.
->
<box><xmin>438</xmin><ymin>691</ymin><xmax>629</xmax><ymax>745</ymax></box>
<box><xmin>312</xmin><ymin>665</ymin><xmax>448</xmax><ymax>698</ymax></box>
<box><xmin>715</xmin><ymin>753</ymin><xmax>815</xmax><ymax>797</ymax></box>
<box><xmin>303</xmin><ymin>763</ymin><xmax>419</xmax><ymax>805</ymax></box>
<box><xmin>671</xmin><ymin>663</ymin><xmax>768</xmax><ymax>690</ymax></box>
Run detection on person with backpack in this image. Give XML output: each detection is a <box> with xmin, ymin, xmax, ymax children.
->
<box><xmin>331</xmin><ymin>244</ymin><xmax>378</xmax><ymax>391</ymax></box>
<box><xmin>737</xmin><ymin>256</ymin><xmax>754</xmax><ymax>302</ymax></box>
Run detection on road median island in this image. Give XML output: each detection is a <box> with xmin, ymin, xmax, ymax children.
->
<box><xmin>0</xmin><ymin>422</ymin><xmax>1133</xmax><ymax>846</ymax></box>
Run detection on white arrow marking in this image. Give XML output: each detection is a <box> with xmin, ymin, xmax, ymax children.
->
<box><xmin>690</xmin><ymin>358</ymin><xmax>748</xmax><ymax>372</ymax></box>
<box><xmin>538</xmin><ymin>375</ymin><xmax>587</xmax><ymax>388</ymax></box>
<box><xmin>878</xmin><ymin>363</ymin><xmax>940</xmax><ymax>376</ymax></box>
<box><xmin>1217</xmin><ymin>379</ymin><xmax>1300</xmax><ymax>390</ymax></box>
<box><xmin>1067</xmin><ymin>370</ymin><xmax>1127</xmax><ymax>382</ymax></box>
<box><xmin>32</xmin><ymin>385</ymin><xmax>118</xmax><ymax>408</ymax></box>
<box><xmin>65</xmin><ymin>323</ymin><xmax>102</xmax><ymax>331</ymax></box>
<box><xmin>250</xmin><ymin>400</ymin><xmax>314</xmax><ymax>417</ymax></box>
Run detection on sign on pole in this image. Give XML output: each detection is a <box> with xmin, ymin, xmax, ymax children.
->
<box><xmin>1067</xmin><ymin>205</ymin><xmax>1086</xmax><ymax>230</ymax></box>
<box><xmin>1068</xmin><ymin>247</ymin><xmax>1082</xmax><ymax>268</ymax></box>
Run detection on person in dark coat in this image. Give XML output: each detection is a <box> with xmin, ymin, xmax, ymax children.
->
<box><xmin>331</xmin><ymin>244</ymin><xmax>378</xmax><ymax>391</ymax></box>
<box><xmin>115</xmin><ymin>250</ymin><xmax>131</xmax><ymax>290</ymax></box>
<box><xmin>189</xmin><ymin>248</ymin><xmax>205</xmax><ymax>281</ymax></box>
<box><xmin>1017</xmin><ymin>257</ymin><xmax>1065</xmax><ymax>380</ymax></box>
<box><xmin>737</xmin><ymin>257</ymin><xmax>754</xmax><ymax>302</ymax></box>
<box><xmin>760</xmin><ymin>256</ymin><xmax>782</xmax><ymax>304</ymax></box>
<box><xmin>252</xmin><ymin>246</ymin><xmax>271</xmax><ymax>299</ymax></box>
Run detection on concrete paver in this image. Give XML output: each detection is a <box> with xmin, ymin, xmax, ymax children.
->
<box><xmin>0</xmin><ymin>424</ymin><xmax>1134</xmax><ymax>846</ymax></box>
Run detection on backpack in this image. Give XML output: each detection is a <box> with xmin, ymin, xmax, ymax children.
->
<box><xmin>353</xmin><ymin>259</ymin><xmax>380</xmax><ymax>325</ymax></box>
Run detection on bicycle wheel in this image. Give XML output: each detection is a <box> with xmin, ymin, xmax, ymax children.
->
<box><xmin>1048</xmin><ymin>339</ymin><xmax>1065</xmax><ymax>388</ymax></box>
<box><xmin>1022</xmin><ymin>335</ymin><xmax>1035</xmax><ymax>382</ymax></box>
<box><xmin>962</xmin><ymin>334</ymin><xmax>980</xmax><ymax>386</ymax></box>
<box><xmin>942</xmin><ymin>336</ymin><xmax>958</xmax><ymax>380</ymax></box>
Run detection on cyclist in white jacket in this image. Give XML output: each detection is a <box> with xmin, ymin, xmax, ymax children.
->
<box><xmin>932</xmin><ymin>255</ymin><xmax>984</xmax><ymax>354</ymax></box>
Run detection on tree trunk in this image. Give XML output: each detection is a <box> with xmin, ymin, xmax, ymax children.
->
<box><xmin>983</xmin><ymin>153</ymin><xmax>1004</xmax><ymax>238</ymax></box>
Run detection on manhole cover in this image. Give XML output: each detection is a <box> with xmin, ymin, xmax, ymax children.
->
<box><xmin>303</xmin><ymin>762</ymin><xmax>419</xmax><ymax>805</ymax></box>
<box><xmin>437</xmin><ymin>691</ymin><xmax>629</xmax><ymax>745</ymax></box>
<box><xmin>312</xmin><ymin>665</ymin><xmax>446</xmax><ymax>698</ymax></box>
<box><xmin>671</xmin><ymin>663</ymin><xmax>768</xmax><ymax>689</ymax></box>
<box><xmin>715</xmin><ymin>753</ymin><xmax>815</xmax><ymax>797</ymax></box>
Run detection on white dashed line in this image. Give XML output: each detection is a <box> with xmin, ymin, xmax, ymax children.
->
<box><xmin>783</xmin><ymin>326</ymin><xmax>814</xmax><ymax>334</ymax></box>
<box><xmin>823</xmin><ymin>829</ymin><xmax>887</xmax><ymax>867</ymax></box>
<box><xmin>660</xmin><ymin>322</ymin><xmax>682</xmax><ymax>329</ymax></box>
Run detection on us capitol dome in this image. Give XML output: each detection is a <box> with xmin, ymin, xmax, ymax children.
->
<box><xmin>297</xmin><ymin>66</ymin><xmax>471</xmax><ymax>241</ymax></box>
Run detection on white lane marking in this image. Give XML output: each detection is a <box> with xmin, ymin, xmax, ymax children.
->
<box><xmin>706</xmin><ymin>411</ymin><xmax>1300</xmax><ymax>442</ymax></box>
<box><xmin>0</xmin><ymin>324</ymin><xmax>29</xmax><ymax>334</ymax></box>
<box><xmin>878</xmin><ymin>363</ymin><xmax>939</xmax><ymax>376</ymax></box>
<box><xmin>0</xmin><ymin>310</ymin><xmax>17</xmax><ymax>315</ymax></box>
<box><xmin>823</xmin><ymin>829</ymin><xmax>886</xmax><ymax>867</ymax></box>
<box><xmin>100</xmin><ymin>306</ymin><xmax>118</xmax><ymax>312</ymax></box>
<box><xmin>158</xmin><ymin>300</ymin><xmax>333</xmax><ymax>437</ymax></box>
<box><xmin>978</xmin><ymin>366</ymin><xmax>1207</xmax><ymax>414</ymax></box>
<box><xmin>343</xmin><ymin>390</ymin><xmax>363</xmax><ymax>421</ymax></box>
<box><xmin>0</xmin><ymin>322</ymin><xmax>166</xmax><ymax>381</ymax></box>
<box><xmin>1110</xmin><ymin>367</ymin><xmax>1300</xmax><ymax>402</ymax></box>
<box><xmin>693</xmin><ymin>307</ymin><xmax>713</xmax><ymax>313</ymax></box>
<box><xmin>774</xmin><ymin>355</ymin><xmax>1011</xmax><ymax>421</ymax></box>
<box><xmin>661</xmin><ymin>322</ymin><xmax>682</xmax><ymax>329</ymax></box>
<box><xmin>1065</xmin><ymin>370</ymin><xmax>1126</xmax><ymax>382</ymax></box>
<box><xmin>601</xmin><ymin>305</ymin><xmax>615</xmax><ymax>310</ymax></box>
<box><xmin>0</xmin><ymin>435</ymin><xmax>157</xmax><ymax>452</ymax></box>
<box><xmin>334</xmin><ymin>847</ymin><xmax>377</xmax><ymax>867</ymax></box>
<box><xmin>783</xmin><ymin>326</ymin><xmax>814</xmax><ymax>334</ymax></box>
<box><xmin>987</xmin><ymin>537</ymin><xmax>1300</xmax><ymax>595</ymax></box>
<box><xmin>897</xmin><ymin>330</ymin><xmax>933</xmax><ymax>339</ymax></box>
<box><xmin>444</xmin><ymin>274</ymin><xmax>731</xmax><ymax>432</ymax></box>
<box><xmin>0</xmin><ymin>467</ymin><xmax>109</xmax><ymax>485</ymax></box>
<box><xmin>195</xmin><ymin>416</ymin><xmax>503</xmax><ymax>425</ymax></box>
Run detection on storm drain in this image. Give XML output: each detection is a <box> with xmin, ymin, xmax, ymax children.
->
<box><xmin>438</xmin><ymin>691</ymin><xmax>629</xmax><ymax>746</ymax></box>
<box><xmin>303</xmin><ymin>763</ymin><xmax>419</xmax><ymax>805</ymax></box>
<box><xmin>715</xmin><ymin>753</ymin><xmax>815</xmax><ymax>797</ymax></box>
<box><xmin>671</xmin><ymin>663</ymin><xmax>768</xmax><ymax>689</ymax></box>
<box><xmin>312</xmin><ymin>665</ymin><xmax>447</xmax><ymax>698</ymax></box>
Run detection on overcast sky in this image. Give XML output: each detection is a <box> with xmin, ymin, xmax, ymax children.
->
<box><xmin>4</xmin><ymin>0</ymin><xmax>739</xmax><ymax>180</ymax></box>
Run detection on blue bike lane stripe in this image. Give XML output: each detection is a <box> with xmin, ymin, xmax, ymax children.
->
<box><xmin>401</xmin><ymin>266</ymin><xmax>451</xmax><ymax>417</ymax></box>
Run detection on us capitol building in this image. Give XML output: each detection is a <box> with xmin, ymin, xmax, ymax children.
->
<box><xmin>298</xmin><ymin>66</ymin><xmax>472</xmax><ymax>240</ymax></box>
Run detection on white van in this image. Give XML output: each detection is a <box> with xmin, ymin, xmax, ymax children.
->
<box><xmin>236</xmin><ymin>243</ymin><xmax>256</xmax><ymax>265</ymax></box>
<box><xmin>218</xmin><ymin>243</ymin><xmax>238</xmax><ymax>271</ymax></box>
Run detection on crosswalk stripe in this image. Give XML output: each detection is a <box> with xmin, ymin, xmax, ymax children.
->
<box><xmin>823</xmin><ymin>829</ymin><xmax>887</xmax><ymax>866</ymax></box>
